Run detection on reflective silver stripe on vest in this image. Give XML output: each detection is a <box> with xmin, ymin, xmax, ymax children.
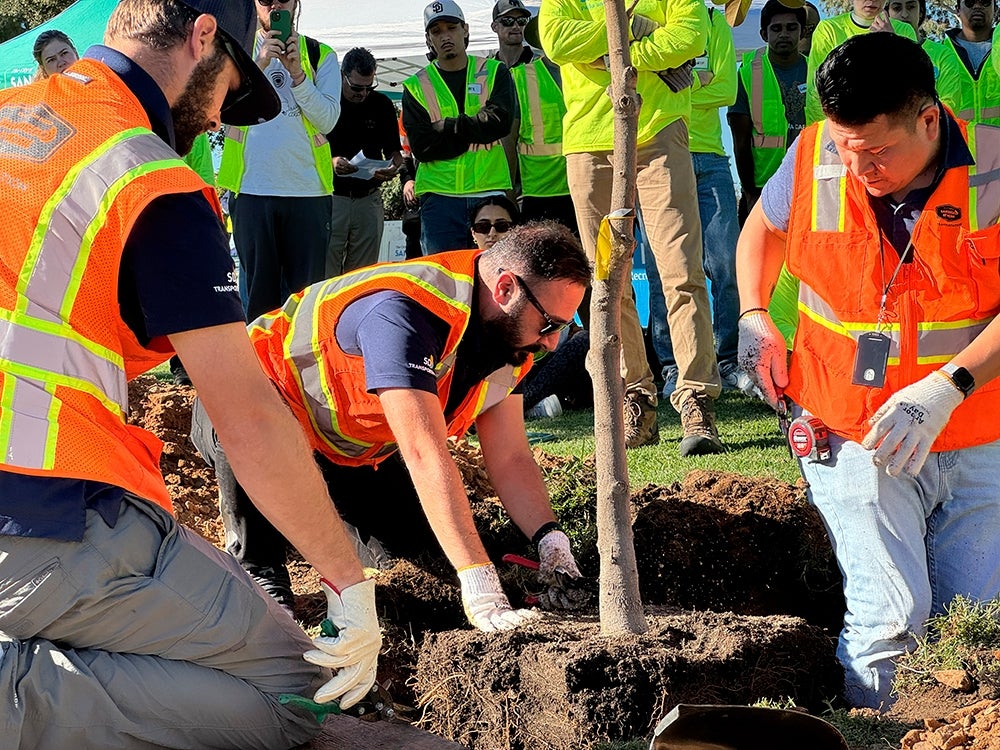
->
<box><xmin>416</xmin><ymin>69</ymin><xmax>441</xmax><ymax>122</ymax></box>
<box><xmin>981</xmin><ymin>106</ymin><xmax>1000</xmax><ymax>121</ymax></box>
<box><xmin>517</xmin><ymin>62</ymin><xmax>563</xmax><ymax>157</ymax></box>
<box><xmin>477</xmin><ymin>365</ymin><xmax>521</xmax><ymax>414</ymax></box>
<box><xmin>916</xmin><ymin>320</ymin><xmax>992</xmax><ymax>362</ymax></box>
<box><xmin>287</xmin><ymin>262</ymin><xmax>475</xmax><ymax>458</ymax></box>
<box><xmin>24</xmin><ymin>133</ymin><xmax>175</xmax><ymax>327</ymax></box>
<box><xmin>469</xmin><ymin>57</ymin><xmax>501</xmax><ymax>153</ymax></box>
<box><xmin>958</xmin><ymin>108</ymin><xmax>975</xmax><ymax>121</ymax></box>
<box><xmin>812</xmin><ymin>124</ymin><xmax>847</xmax><ymax>232</ymax></box>
<box><xmin>749</xmin><ymin>48</ymin><xmax>766</xmax><ymax>140</ymax></box>
<box><xmin>797</xmin><ymin>283</ymin><xmax>901</xmax><ymax>356</ymax></box>
<box><xmin>2</xmin><ymin>131</ymin><xmax>185</xmax><ymax>469</ymax></box>
<box><xmin>6</xmin><ymin>375</ymin><xmax>54</xmax><ymax>467</ymax></box>
<box><xmin>969</xmin><ymin>124</ymin><xmax>1000</xmax><ymax>229</ymax></box>
<box><xmin>224</xmin><ymin>125</ymin><xmax>246</xmax><ymax>144</ymax></box>
<box><xmin>753</xmin><ymin>134</ymin><xmax>785</xmax><ymax>149</ymax></box>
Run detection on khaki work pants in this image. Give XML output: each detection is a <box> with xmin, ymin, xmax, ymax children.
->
<box><xmin>566</xmin><ymin>118</ymin><xmax>720</xmax><ymax>411</ymax></box>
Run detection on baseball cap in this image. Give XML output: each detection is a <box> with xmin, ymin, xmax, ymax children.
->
<box><xmin>493</xmin><ymin>0</ymin><xmax>530</xmax><ymax>20</ymax></box>
<box><xmin>424</xmin><ymin>0</ymin><xmax>466</xmax><ymax>30</ymax></box>
<box><xmin>180</xmin><ymin>0</ymin><xmax>281</xmax><ymax>126</ymax></box>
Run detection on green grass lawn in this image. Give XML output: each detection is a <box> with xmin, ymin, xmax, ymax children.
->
<box><xmin>524</xmin><ymin>390</ymin><xmax>802</xmax><ymax>487</ymax></box>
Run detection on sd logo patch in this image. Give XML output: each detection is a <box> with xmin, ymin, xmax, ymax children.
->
<box><xmin>0</xmin><ymin>103</ymin><xmax>76</xmax><ymax>163</ymax></box>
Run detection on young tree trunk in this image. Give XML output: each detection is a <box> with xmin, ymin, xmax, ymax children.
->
<box><xmin>590</xmin><ymin>0</ymin><xmax>648</xmax><ymax>636</ymax></box>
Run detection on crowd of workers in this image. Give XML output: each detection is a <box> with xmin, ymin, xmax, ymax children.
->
<box><xmin>2</xmin><ymin>0</ymin><xmax>1000</xmax><ymax>746</ymax></box>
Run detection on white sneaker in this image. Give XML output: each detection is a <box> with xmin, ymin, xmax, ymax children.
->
<box><xmin>526</xmin><ymin>394</ymin><xmax>563</xmax><ymax>420</ymax></box>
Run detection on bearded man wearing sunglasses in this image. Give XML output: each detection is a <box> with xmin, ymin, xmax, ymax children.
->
<box><xmin>192</xmin><ymin>221</ymin><xmax>593</xmax><ymax>636</ymax></box>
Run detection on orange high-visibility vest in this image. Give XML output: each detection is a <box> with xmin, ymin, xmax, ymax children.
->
<box><xmin>0</xmin><ymin>61</ymin><xmax>221</xmax><ymax>510</ymax></box>
<box><xmin>247</xmin><ymin>251</ymin><xmax>530</xmax><ymax>466</ymax></box>
<box><xmin>785</xmin><ymin>118</ymin><xmax>1000</xmax><ymax>449</ymax></box>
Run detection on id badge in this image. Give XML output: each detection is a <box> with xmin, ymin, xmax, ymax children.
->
<box><xmin>467</xmin><ymin>82</ymin><xmax>482</xmax><ymax>95</ymax></box>
<box><xmin>851</xmin><ymin>332</ymin><xmax>890</xmax><ymax>387</ymax></box>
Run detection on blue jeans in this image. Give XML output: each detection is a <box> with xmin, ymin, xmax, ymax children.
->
<box><xmin>797</xmin><ymin>426</ymin><xmax>1000</xmax><ymax>709</ymax></box>
<box><xmin>419</xmin><ymin>193</ymin><xmax>483</xmax><ymax>254</ymax></box>
<box><xmin>647</xmin><ymin>151</ymin><xmax>739</xmax><ymax>371</ymax></box>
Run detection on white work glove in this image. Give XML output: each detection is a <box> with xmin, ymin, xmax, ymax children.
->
<box><xmin>861</xmin><ymin>371</ymin><xmax>964</xmax><ymax>477</ymax></box>
<box><xmin>737</xmin><ymin>310</ymin><xmax>788</xmax><ymax>409</ymax></box>
<box><xmin>631</xmin><ymin>13</ymin><xmax>660</xmax><ymax>39</ymax></box>
<box><xmin>458</xmin><ymin>563</ymin><xmax>540</xmax><ymax>632</ymax></box>
<box><xmin>537</xmin><ymin>529</ymin><xmax>588</xmax><ymax>610</ymax></box>
<box><xmin>304</xmin><ymin>578</ymin><xmax>381</xmax><ymax>709</ymax></box>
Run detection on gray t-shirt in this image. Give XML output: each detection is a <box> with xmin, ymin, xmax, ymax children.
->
<box><xmin>953</xmin><ymin>36</ymin><xmax>992</xmax><ymax>75</ymax></box>
<box><xmin>730</xmin><ymin>54</ymin><xmax>808</xmax><ymax>146</ymax></box>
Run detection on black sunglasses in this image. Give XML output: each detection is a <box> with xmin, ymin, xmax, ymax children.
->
<box><xmin>962</xmin><ymin>0</ymin><xmax>992</xmax><ymax>7</ymax></box>
<box><xmin>218</xmin><ymin>36</ymin><xmax>254</xmax><ymax>115</ymax></box>
<box><xmin>343</xmin><ymin>74</ymin><xmax>378</xmax><ymax>93</ymax></box>
<box><xmin>472</xmin><ymin>218</ymin><xmax>514</xmax><ymax>234</ymax></box>
<box><xmin>500</xmin><ymin>268</ymin><xmax>569</xmax><ymax>337</ymax></box>
<box><xmin>498</xmin><ymin>16</ymin><xmax>530</xmax><ymax>26</ymax></box>
<box><xmin>257</xmin><ymin>0</ymin><xmax>292</xmax><ymax>6</ymax></box>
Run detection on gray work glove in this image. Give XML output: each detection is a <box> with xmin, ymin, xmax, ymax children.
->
<box><xmin>536</xmin><ymin>529</ymin><xmax>588</xmax><ymax>610</ymax></box>
<box><xmin>631</xmin><ymin>13</ymin><xmax>660</xmax><ymax>39</ymax></box>
<box><xmin>458</xmin><ymin>563</ymin><xmax>540</xmax><ymax>632</ymax></box>
<box><xmin>738</xmin><ymin>310</ymin><xmax>788</xmax><ymax>409</ymax></box>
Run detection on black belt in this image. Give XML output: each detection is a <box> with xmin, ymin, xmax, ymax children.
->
<box><xmin>334</xmin><ymin>186</ymin><xmax>380</xmax><ymax>198</ymax></box>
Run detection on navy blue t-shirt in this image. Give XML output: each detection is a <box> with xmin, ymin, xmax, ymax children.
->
<box><xmin>335</xmin><ymin>284</ymin><xmax>522</xmax><ymax>423</ymax></box>
<box><xmin>0</xmin><ymin>47</ymin><xmax>245</xmax><ymax>541</ymax></box>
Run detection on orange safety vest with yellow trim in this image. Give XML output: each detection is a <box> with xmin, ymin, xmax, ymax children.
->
<box><xmin>247</xmin><ymin>251</ymin><xmax>530</xmax><ymax>467</ymax></box>
<box><xmin>0</xmin><ymin>61</ymin><xmax>221</xmax><ymax>511</ymax></box>
<box><xmin>785</xmin><ymin>117</ymin><xmax>1000</xmax><ymax>450</ymax></box>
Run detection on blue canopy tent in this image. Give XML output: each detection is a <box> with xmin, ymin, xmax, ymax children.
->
<box><xmin>0</xmin><ymin>0</ymin><xmax>119</xmax><ymax>88</ymax></box>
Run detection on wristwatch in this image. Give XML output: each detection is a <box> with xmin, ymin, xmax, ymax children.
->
<box><xmin>941</xmin><ymin>363</ymin><xmax>975</xmax><ymax>398</ymax></box>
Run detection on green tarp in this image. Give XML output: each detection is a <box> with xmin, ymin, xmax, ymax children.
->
<box><xmin>0</xmin><ymin>0</ymin><xmax>118</xmax><ymax>88</ymax></box>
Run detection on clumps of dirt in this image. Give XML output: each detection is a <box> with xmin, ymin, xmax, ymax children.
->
<box><xmin>415</xmin><ymin>608</ymin><xmax>842</xmax><ymax>750</ymax></box>
<box><xmin>890</xmin><ymin>681</ymin><xmax>1000</xmax><ymax>731</ymax></box>
<box><xmin>127</xmin><ymin>376</ymin><xmax>222</xmax><ymax>545</ymax></box>
<box><xmin>633</xmin><ymin>470</ymin><xmax>845</xmax><ymax>634</ymax></box>
<box><xmin>900</xmin><ymin>699</ymin><xmax>1000</xmax><ymax>749</ymax></box>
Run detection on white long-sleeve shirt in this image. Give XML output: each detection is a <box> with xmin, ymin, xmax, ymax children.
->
<box><xmin>241</xmin><ymin>41</ymin><xmax>341</xmax><ymax>197</ymax></box>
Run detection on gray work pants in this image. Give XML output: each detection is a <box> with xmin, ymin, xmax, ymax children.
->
<box><xmin>0</xmin><ymin>496</ymin><xmax>328</xmax><ymax>749</ymax></box>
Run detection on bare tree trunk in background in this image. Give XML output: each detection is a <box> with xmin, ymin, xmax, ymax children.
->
<box><xmin>591</xmin><ymin>0</ymin><xmax>648</xmax><ymax>637</ymax></box>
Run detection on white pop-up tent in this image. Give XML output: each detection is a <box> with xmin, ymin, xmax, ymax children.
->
<box><xmin>298</xmin><ymin>0</ymin><xmax>528</xmax><ymax>98</ymax></box>
<box><xmin>297</xmin><ymin>1</ymin><xmax>766</xmax><ymax>97</ymax></box>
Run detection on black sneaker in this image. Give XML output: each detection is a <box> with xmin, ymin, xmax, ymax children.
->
<box><xmin>170</xmin><ymin>359</ymin><xmax>192</xmax><ymax>387</ymax></box>
<box><xmin>244</xmin><ymin>563</ymin><xmax>295</xmax><ymax>616</ymax></box>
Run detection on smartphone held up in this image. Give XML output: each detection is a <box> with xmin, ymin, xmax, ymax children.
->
<box><xmin>270</xmin><ymin>9</ymin><xmax>292</xmax><ymax>44</ymax></box>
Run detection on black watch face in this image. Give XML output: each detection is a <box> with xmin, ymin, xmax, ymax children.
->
<box><xmin>953</xmin><ymin>367</ymin><xmax>975</xmax><ymax>395</ymax></box>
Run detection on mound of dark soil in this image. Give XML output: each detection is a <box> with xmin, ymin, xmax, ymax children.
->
<box><xmin>416</xmin><ymin>609</ymin><xmax>842</xmax><ymax>750</ymax></box>
<box><xmin>633</xmin><ymin>471</ymin><xmax>845</xmax><ymax>634</ymax></box>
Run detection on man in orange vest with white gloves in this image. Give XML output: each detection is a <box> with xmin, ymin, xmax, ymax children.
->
<box><xmin>192</xmin><ymin>222</ymin><xmax>591</xmax><ymax>632</ymax></box>
<box><xmin>0</xmin><ymin>1</ymin><xmax>380</xmax><ymax>747</ymax></box>
<box><xmin>737</xmin><ymin>33</ymin><xmax>1000</xmax><ymax>711</ymax></box>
